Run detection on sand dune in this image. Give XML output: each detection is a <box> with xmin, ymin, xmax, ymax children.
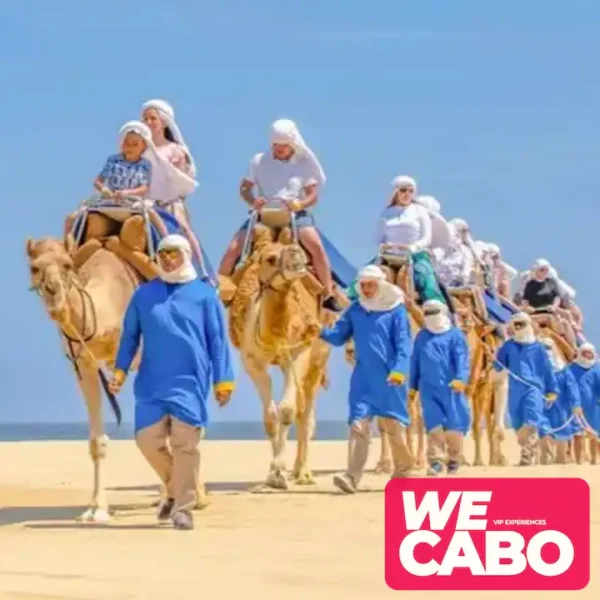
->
<box><xmin>0</xmin><ymin>434</ymin><xmax>599</xmax><ymax>600</ymax></box>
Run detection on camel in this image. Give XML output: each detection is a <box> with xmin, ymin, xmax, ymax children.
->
<box><xmin>25</xmin><ymin>210</ymin><xmax>208</xmax><ymax>521</ymax></box>
<box><xmin>219</xmin><ymin>218</ymin><xmax>343</xmax><ymax>489</ymax></box>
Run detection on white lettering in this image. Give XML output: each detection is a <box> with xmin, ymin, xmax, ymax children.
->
<box><xmin>438</xmin><ymin>531</ymin><xmax>486</xmax><ymax>575</ymax></box>
<box><xmin>485</xmin><ymin>531</ymin><xmax>527</xmax><ymax>575</ymax></box>
<box><xmin>398</xmin><ymin>530</ymin><xmax>441</xmax><ymax>576</ymax></box>
<box><xmin>455</xmin><ymin>491</ymin><xmax>491</xmax><ymax>530</ymax></box>
<box><xmin>527</xmin><ymin>531</ymin><xmax>574</xmax><ymax>577</ymax></box>
<box><xmin>402</xmin><ymin>491</ymin><xmax>463</xmax><ymax>531</ymax></box>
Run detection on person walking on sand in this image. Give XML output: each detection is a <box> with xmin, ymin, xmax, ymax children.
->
<box><xmin>318</xmin><ymin>265</ymin><xmax>415</xmax><ymax>493</ymax></box>
<box><xmin>109</xmin><ymin>234</ymin><xmax>235</xmax><ymax>530</ymax></box>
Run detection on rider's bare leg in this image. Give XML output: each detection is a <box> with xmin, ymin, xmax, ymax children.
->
<box><xmin>146</xmin><ymin>208</ymin><xmax>170</xmax><ymax>239</ymax></box>
<box><xmin>298</xmin><ymin>227</ymin><xmax>333</xmax><ymax>296</ymax></box>
<box><xmin>219</xmin><ymin>231</ymin><xmax>245</xmax><ymax>276</ymax></box>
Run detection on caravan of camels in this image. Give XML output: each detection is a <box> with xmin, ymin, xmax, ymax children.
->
<box><xmin>24</xmin><ymin>98</ymin><xmax>600</xmax><ymax>528</ymax></box>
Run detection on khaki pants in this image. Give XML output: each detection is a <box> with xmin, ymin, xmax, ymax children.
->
<box><xmin>516</xmin><ymin>425</ymin><xmax>538</xmax><ymax>465</ymax></box>
<box><xmin>136</xmin><ymin>416</ymin><xmax>202</xmax><ymax>513</ymax></box>
<box><xmin>427</xmin><ymin>427</ymin><xmax>463</xmax><ymax>464</ymax></box>
<box><xmin>539</xmin><ymin>436</ymin><xmax>554</xmax><ymax>465</ymax></box>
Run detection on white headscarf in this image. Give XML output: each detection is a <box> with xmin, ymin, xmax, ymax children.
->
<box><xmin>510</xmin><ymin>312</ymin><xmax>536</xmax><ymax>344</ymax></box>
<box><xmin>356</xmin><ymin>265</ymin><xmax>404</xmax><ymax>312</ymax></box>
<box><xmin>389</xmin><ymin>175</ymin><xmax>417</xmax><ymax>204</ymax></box>
<box><xmin>415</xmin><ymin>194</ymin><xmax>440</xmax><ymax>213</ymax></box>
<box><xmin>423</xmin><ymin>299</ymin><xmax>452</xmax><ymax>334</ymax></box>
<box><xmin>157</xmin><ymin>234</ymin><xmax>197</xmax><ymax>284</ymax></box>
<box><xmin>269</xmin><ymin>119</ymin><xmax>326</xmax><ymax>185</ymax></box>
<box><xmin>540</xmin><ymin>337</ymin><xmax>567</xmax><ymax>371</ymax></box>
<box><xmin>142</xmin><ymin>99</ymin><xmax>197</xmax><ymax>177</ymax></box>
<box><xmin>119</xmin><ymin>120</ymin><xmax>153</xmax><ymax>147</ymax></box>
<box><xmin>575</xmin><ymin>342</ymin><xmax>597</xmax><ymax>369</ymax></box>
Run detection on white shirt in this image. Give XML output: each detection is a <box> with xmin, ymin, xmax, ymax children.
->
<box><xmin>246</xmin><ymin>151</ymin><xmax>321</xmax><ymax>208</ymax></box>
<box><xmin>376</xmin><ymin>203</ymin><xmax>432</xmax><ymax>252</ymax></box>
<box><xmin>436</xmin><ymin>244</ymin><xmax>475</xmax><ymax>287</ymax></box>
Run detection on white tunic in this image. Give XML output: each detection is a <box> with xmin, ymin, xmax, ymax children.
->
<box><xmin>246</xmin><ymin>152</ymin><xmax>321</xmax><ymax>208</ymax></box>
<box><xmin>376</xmin><ymin>203</ymin><xmax>432</xmax><ymax>252</ymax></box>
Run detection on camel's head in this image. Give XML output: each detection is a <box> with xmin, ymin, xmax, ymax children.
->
<box><xmin>258</xmin><ymin>242</ymin><xmax>307</xmax><ymax>290</ymax></box>
<box><xmin>26</xmin><ymin>236</ymin><xmax>76</xmax><ymax>323</ymax></box>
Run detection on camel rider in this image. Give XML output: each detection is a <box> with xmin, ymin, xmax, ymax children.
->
<box><xmin>318</xmin><ymin>265</ymin><xmax>415</xmax><ymax>492</ymax></box>
<box><xmin>538</xmin><ymin>338</ymin><xmax>583</xmax><ymax>465</ymax></box>
<box><xmin>520</xmin><ymin>258</ymin><xmax>577</xmax><ymax>348</ymax></box>
<box><xmin>218</xmin><ymin>118</ymin><xmax>343</xmax><ymax>312</ymax></box>
<box><xmin>568</xmin><ymin>343</ymin><xmax>600</xmax><ymax>463</ymax></box>
<box><xmin>375</xmin><ymin>175</ymin><xmax>447</xmax><ymax>305</ymax></box>
<box><xmin>409</xmin><ymin>300</ymin><xmax>471</xmax><ymax>476</ymax></box>
<box><xmin>109</xmin><ymin>234</ymin><xmax>235</xmax><ymax>530</ymax></box>
<box><xmin>494</xmin><ymin>312</ymin><xmax>558</xmax><ymax>466</ymax></box>
<box><xmin>485</xmin><ymin>243</ymin><xmax>510</xmax><ymax>298</ymax></box>
<box><xmin>141</xmin><ymin>99</ymin><xmax>207</xmax><ymax>275</ymax></box>
<box><xmin>434</xmin><ymin>222</ymin><xmax>476</xmax><ymax>289</ymax></box>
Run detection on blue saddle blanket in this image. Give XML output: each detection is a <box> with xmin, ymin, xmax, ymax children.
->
<box><xmin>483</xmin><ymin>290</ymin><xmax>518</xmax><ymax>324</ymax></box>
<box><xmin>72</xmin><ymin>204</ymin><xmax>216</xmax><ymax>282</ymax></box>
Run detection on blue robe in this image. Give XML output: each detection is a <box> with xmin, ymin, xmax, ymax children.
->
<box><xmin>320</xmin><ymin>301</ymin><xmax>411</xmax><ymax>425</ymax></box>
<box><xmin>409</xmin><ymin>328</ymin><xmax>471</xmax><ymax>434</ymax></box>
<box><xmin>568</xmin><ymin>363</ymin><xmax>600</xmax><ymax>437</ymax></box>
<box><xmin>115</xmin><ymin>278</ymin><xmax>235</xmax><ymax>433</ymax></box>
<box><xmin>538</xmin><ymin>367</ymin><xmax>582</xmax><ymax>440</ymax></box>
<box><xmin>494</xmin><ymin>339</ymin><xmax>558</xmax><ymax>431</ymax></box>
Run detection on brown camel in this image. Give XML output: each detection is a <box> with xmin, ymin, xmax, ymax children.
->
<box><xmin>219</xmin><ymin>222</ymin><xmax>343</xmax><ymax>489</ymax></box>
<box><xmin>26</xmin><ymin>211</ymin><xmax>208</xmax><ymax>520</ymax></box>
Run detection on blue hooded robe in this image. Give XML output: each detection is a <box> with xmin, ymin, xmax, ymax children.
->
<box><xmin>115</xmin><ymin>278</ymin><xmax>235</xmax><ymax>433</ymax></box>
<box><xmin>409</xmin><ymin>328</ymin><xmax>471</xmax><ymax>434</ymax></box>
<box><xmin>538</xmin><ymin>367</ymin><xmax>582</xmax><ymax>440</ymax></box>
<box><xmin>320</xmin><ymin>301</ymin><xmax>411</xmax><ymax>425</ymax></box>
<box><xmin>568</xmin><ymin>362</ymin><xmax>600</xmax><ymax>438</ymax></box>
<box><xmin>494</xmin><ymin>339</ymin><xmax>558</xmax><ymax>431</ymax></box>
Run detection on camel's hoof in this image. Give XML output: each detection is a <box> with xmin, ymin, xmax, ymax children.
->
<box><xmin>294</xmin><ymin>471</ymin><xmax>315</xmax><ymax>485</ymax></box>
<box><xmin>266</xmin><ymin>470</ymin><xmax>289</xmax><ymax>490</ymax></box>
<box><xmin>472</xmin><ymin>459</ymin><xmax>483</xmax><ymax>467</ymax></box>
<box><xmin>194</xmin><ymin>497</ymin><xmax>210</xmax><ymax>510</ymax></box>
<box><xmin>150</xmin><ymin>498</ymin><xmax>162</xmax><ymax>507</ymax></box>
<box><xmin>77</xmin><ymin>507</ymin><xmax>111</xmax><ymax>523</ymax></box>
<box><xmin>374</xmin><ymin>460</ymin><xmax>393</xmax><ymax>474</ymax></box>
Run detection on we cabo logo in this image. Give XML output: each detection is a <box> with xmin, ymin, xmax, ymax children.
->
<box><xmin>385</xmin><ymin>478</ymin><xmax>589</xmax><ymax>590</ymax></box>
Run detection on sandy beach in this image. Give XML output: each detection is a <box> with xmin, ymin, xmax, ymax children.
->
<box><xmin>0</xmin><ymin>434</ymin><xmax>598</xmax><ymax>600</ymax></box>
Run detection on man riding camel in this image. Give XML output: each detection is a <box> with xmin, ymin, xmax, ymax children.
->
<box><xmin>218</xmin><ymin>118</ymin><xmax>343</xmax><ymax>312</ymax></box>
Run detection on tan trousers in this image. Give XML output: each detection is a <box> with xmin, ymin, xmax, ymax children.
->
<box><xmin>427</xmin><ymin>427</ymin><xmax>463</xmax><ymax>463</ymax></box>
<box><xmin>136</xmin><ymin>416</ymin><xmax>202</xmax><ymax>513</ymax></box>
<box><xmin>516</xmin><ymin>425</ymin><xmax>538</xmax><ymax>465</ymax></box>
<box><xmin>378</xmin><ymin>418</ymin><xmax>414</xmax><ymax>478</ymax></box>
<box><xmin>539</xmin><ymin>436</ymin><xmax>555</xmax><ymax>465</ymax></box>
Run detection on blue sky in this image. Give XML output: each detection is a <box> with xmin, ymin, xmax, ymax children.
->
<box><xmin>2</xmin><ymin>0</ymin><xmax>599</xmax><ymax>423</ymax></box>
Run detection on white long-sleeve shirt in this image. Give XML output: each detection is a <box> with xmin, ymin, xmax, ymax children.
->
<box><xmin>376</xmin><ymin>203</ymin><xmax>432</xmax><ymax>253</ymax></box>
<box><xmin>436</xmin><ymin>244</ymin><xmax>476</xmax><ymax>287</ymax></box>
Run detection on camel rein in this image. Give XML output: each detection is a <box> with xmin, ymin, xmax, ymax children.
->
<box><xmin>30</xmin><ymin>270</ymin><xmax>122</xmax><ymax>424</ymax></box>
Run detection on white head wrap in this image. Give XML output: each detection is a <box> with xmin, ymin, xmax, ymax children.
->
<box><xmin>389</xmin><ymin>175</ymin><xmax>417</xmax><ymax>204</ymax></box>
<box><xmin>487</xmin><ymin>243</ymin><xmax>500</xmax><ymax>257</ymax></box>
<box><xmin>119</xmin><ymin>120</ymin><xmax>153</xmax><ymax>146</ymax></box>
<box><xmin>142</xmin><ymin>99</ymin><xmax>197</xmax><ymax>178</ymax></box>
<box><xmin>356</xmin><ymin>265</ymin><xmax>404</xmax><ymax>312</ymax></box>
<box><xmin>423</xmin><ymin>299</ymin><xmax>452</xmax><ymax>334</ymax></box>
<box><xmin>449</xmin><ymin>218</ymin><xmax>469</xmax><ymax>233</ymax></box>
<box><xmin>157</xmin><ymin>234</ymin><xmax>197</xmax><ymax>284</ymax></box>
<box><xmin>576</xmin><ymin>342</ymin><xmax>597</xmax><ymax>369</ymax></box>
<box><xmin>269</xmin><ymin>119</ymin><xmax>326</xmax><ymax>185</ymax></box>
<box><xmin>415</xmin><ymin>194</ymin><xmax>440</xmax><ymax>213</ymax></box>
<box><xmin>540</xmin><ymin>337</ymin><xmax>567</xmax><ymax>371</ymax></box>
<box><xmin>510</xmin><ymin>312</ymin><xmax>536</xmax><ymax>344</ymax></box>
<box><xmin>532</xmin><ymin>258</ymin><xmax>551</xmax><ymax>271</ymax></box>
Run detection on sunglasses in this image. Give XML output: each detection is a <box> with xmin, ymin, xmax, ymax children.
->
<box><xmin>424</xmin><ymin>309</ymin><xmax>441</xmax><ymax>316</ymax></box>
<box><xmin>513</xmin><ymin>322</ymin><xmax>528</xmax><ymax>329</ymax></box>
<box><xmin>157</xmin><ymin>248</ymin><xmax>181</xmax><ymax>259</ymax></box>
<box><xmin>398</xmin><ymin>187</ymin><xmax>414</xmax><ymax>193</ymax></box>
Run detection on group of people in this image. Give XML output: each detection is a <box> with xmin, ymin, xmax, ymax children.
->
<box><xmin>80</xmin><ymin>101</ymin><xmax>598</xmax><ymax>529</ymax></box>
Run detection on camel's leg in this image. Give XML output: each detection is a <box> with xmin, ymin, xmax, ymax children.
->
<box><xmin>409</xmin><ymin>396</ymin><xmax>426</xmax><ymax>469</ymax></box>
<box><xmin>490</xmin><ymin>370</ymin><xmax>508</xmax><ymax>466</ymax></box>
<box><xmin>472</xmin><ymin>384</ymin><xmax>485</xmax><ymax>467</ymax></box>
<box><xmin>242</xmin><ymin>352</ymin><xmax>277</xmax><ymax>454</ymax></box>
<box><xmin>269</xmin><ymin>352</ymin><xmax>310</xmax><ymax>489</ymax></box>
<box><xmin>76</xmin><ymin>364</ymin><xmax>110</xmax><ymax>522</ymax></box>
<box><xmin>374</xmin><ymin>418</ymin><xmax>393</xmax><ymax>474</ymax></box>
<box><xmin>293</xmin><ymin>355</ymin><xmax>325</xmax><ymax>485</ymax></box>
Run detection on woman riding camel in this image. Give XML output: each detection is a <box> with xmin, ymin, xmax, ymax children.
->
<box><xmin>375</xmin><ymin>175</ymin><xmax>447</xmax><ymax>305</ymax></box>
<box><xmin>141</xmin><ymin>99</ymin><xmax>206</xmax><ymax>275</ymax></box>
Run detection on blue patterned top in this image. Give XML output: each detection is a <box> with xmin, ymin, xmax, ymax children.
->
<box><xmin>98</xmin><ymin>153</ymin><xmax>152</xmax><ymax>191</ymax></box>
